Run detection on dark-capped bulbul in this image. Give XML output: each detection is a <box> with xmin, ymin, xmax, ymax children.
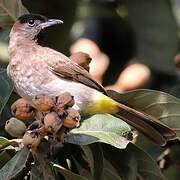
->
<box><xmin>7</xmin><ymin>14</ymin><xmax>176</xmax><ymax>145</ymax></box>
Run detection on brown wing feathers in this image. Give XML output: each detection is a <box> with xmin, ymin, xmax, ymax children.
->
<box><xmin>47</xmin><ymin>54</ymin><xmax>107</xmax><ymax>94</ymax></box>
<box><xmin>46</xmin><ymin>50</ymin><xmax>176</xmax><ymax>145</ymax></box>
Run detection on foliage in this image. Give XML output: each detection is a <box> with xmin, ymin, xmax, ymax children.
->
<box><xmin>65</xmin><ymin>114</ymin><xmax>133</xmax><ymax>149</ymax></box>
<box><xmin>125</xmin><ymin>0</ymin><xmax>179</xmax><ymax>74</ymax></box>
<box><xmin>107</xmin><ymin>89</ymin><xmax>180</xmax><ymax>139</ymax></box>
<box><xmin>0</xmin><ymin>0</ymin><xmax>28</xmax><ymax>27</ymax></box>
<box><xmin>0</xmin><ymin>70</ymin><xmax>13</xmax><ymax>114</ymax></box>
<box><xmin>0</xmin><ymin>148</ymin><xmax>29</xmax><ymax>180</ymax></box>
<box><xmin>0</xmin><ymin>0</ymin><xmax>180</xmax><ymax>180</ymax></box>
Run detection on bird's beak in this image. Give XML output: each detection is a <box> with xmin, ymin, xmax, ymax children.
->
<box><xmin>40</xmin><ymin>19</ymin><xmax>63</xmax><ymax>29</ymax></box>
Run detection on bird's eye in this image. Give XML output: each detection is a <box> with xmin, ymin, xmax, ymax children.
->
<box><xmin>28</xmin><ymin>19</ymin><xmax>35</xmax><ymax>26</ymax></box>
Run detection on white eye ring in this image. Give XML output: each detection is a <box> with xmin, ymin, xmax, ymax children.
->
<box><xmin>28</xmin><ymin>19</ymin><xmax>35</xmax><ymax>26</ymax></box>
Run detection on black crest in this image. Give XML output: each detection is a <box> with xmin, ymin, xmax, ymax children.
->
<box><xmin>18</xmin><ymin>14</ymin><xmax>48</xmax><ymax>24</ymax></box>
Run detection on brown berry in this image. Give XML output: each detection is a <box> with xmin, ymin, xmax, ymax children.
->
<box><xmin>62</xmin><ymin>108</ymin><xmax>81</xmax><ymax>128</ymax></box>
<box><xmin>22</xmin><ymin>130</ymin><xmax>41</xmax><ymax>151</ymax></box>
<box><xmin>54</xmin><ymin>93</ymin><xmax>74</xmax><ymax>116</ymax></box>
<box><xmin>32</xmin><ymin>95</ymin><xmax>54</xmax><ymax>112</ymax></box>
<box><xmin>44</xmin><ymin>112</ymin><xmax>62</xmax><ymax>133</ymax></box>
<box><xmin>11</xmin><ymin>98</ymin><xmax>34</xmax><ymax>120</ymax></box>
<box><xmin>57</xmin><ymin>92</ymin><xmax>74</xmax><ymax>107</ymax></box>
<box><xmin>5</xmin><ymin>117</ymin><xmax>26</xmax><ymax>137</ymax></box>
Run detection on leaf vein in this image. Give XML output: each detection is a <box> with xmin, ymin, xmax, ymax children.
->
<box><xmin>142</xmin><ymin>102</ymin><xmax>180</xmax><ymax>111</ymax></box>
<box><xmin>157</xmin><ymin>114</ymin><xmax>180</xmax><ymax>120</ymax></box>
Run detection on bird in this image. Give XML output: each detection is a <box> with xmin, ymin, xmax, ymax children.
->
<box><xmin>7</xmin><ymin>14</ymin><xmax>176</xmax><ymax>146</ymax></box>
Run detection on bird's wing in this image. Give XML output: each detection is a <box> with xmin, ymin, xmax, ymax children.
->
<box><xmin>44</xmin><ymin>47</ymin><xmax>107</xmax><ymax>95</ymax></box>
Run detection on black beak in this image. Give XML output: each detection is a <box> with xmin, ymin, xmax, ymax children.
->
<box><xmin>40</xmin><ymin>19</ymin><xmax>63</xmax><ymax>29</ymax></box>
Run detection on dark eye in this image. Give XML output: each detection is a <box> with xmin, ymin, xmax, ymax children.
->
<box><xmin>28</xmin><ymin>19</ymin><xmax>35</xmax><ymax>26</ymax></box>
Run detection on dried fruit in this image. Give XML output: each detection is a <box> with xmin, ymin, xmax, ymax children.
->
<box><xmin>5</xmin><ymin>117</ymin><xmax>26</xmax><ymax>137</ymax></box>
<box><xmin>22</xmin><ymin>130</ymin><xmax>41</xmax><ymax>151</ymax></box>
<box><xmin>54</xmin><ymin>93</ymin><xmax>74</xmax><ymax>116</ymax></box>
<box><xmin>32</xmin><ymin>95</ymin><xmax>54</xmax><ymax>112</ymax></box>
<box><xmin>62</xmin><ymin>108</ymin><xmax>81</xmax><ymax>128</ymax></box>
<box><xmin>44</xmin><ymin>112</ymin><xmax>62</xmax><ymax>133</ymax></box>
<box><xmin>57</xmin><ymin>92</ymin><xmax>74</xmax><ymax>107</ymax></box>
<box><xmin>11</xmin><ymin>98</ymin><xmax>34</xmax><ymax>120</ymax></box>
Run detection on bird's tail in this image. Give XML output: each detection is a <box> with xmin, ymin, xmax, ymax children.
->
<box><xmin>114</xmin><ymin>102</ymin><xmax>176</xmax><ymax>146</ymax></box>
<box><xmin>83</xmin><ymin>91</ymin><xmax>176</xmax><ymax>145</ymax></box>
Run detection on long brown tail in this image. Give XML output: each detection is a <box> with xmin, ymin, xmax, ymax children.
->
<box><xmin>114</xmin><ymin>102</ymin><xmax>176</xmax><ymax>146</ymax></box>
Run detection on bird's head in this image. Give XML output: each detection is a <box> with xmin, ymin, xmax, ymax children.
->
<box><xmin>10</xmin><ymin>14</ymin><xmax>63</xmax><ymax>41</ymax></box>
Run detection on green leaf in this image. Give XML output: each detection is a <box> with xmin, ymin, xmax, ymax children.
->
<box><xmin>0</xmin><ymin>147</ymin><xmax>29</xmax><ymax>180</ymax></box>
<box><xmin>125</xmin><ymin>0</ymin><xmax>179</xmax><ymax>74</ymax></box>
<box><xmin>0</xmin><ymin>137</ymin><xmax>20</xmax><ymax>150</ymax></box>
<box><xmin>53</xmin><ymin>163</ymin><xmax>88</xmax><ymax>180</ymax></box>
<box><xmin>71</xmin><ymin>157</ymin><xmax>91</xmax><ymax>179</ymax></box>
<box><xmin>65</xmin><ymin>114</ymin><xmax>133</xmax><ymax>149</ymax></box>
<box><xmin>0</xmin><ymin>0</ymin><xmax>29</xmax><ymax>27</ymax></box>
<box><xmin>0</xmin><ymin>150</ymin><xmax>12</xmax><ymax>169</ymax></box>
<box><xmin>70</xmin><ymin>144</ymin><xmax>92</xmax><ymax>179</ymax></box>
<box><xmin>0</xmin><ymin>70</ymin><xmax>14</xmax><ymax>114</ymax></box>
<box><xmin>101</xmin><ymin>159</ymin><xmax>121</xmax><ymax>180</ymax></box>
<box><xmin>1</xmin><ymin>145</ymin><xmax>16</xmax><ymax>162</ymax></box>
<box><xmin>81</xmin><ymin>143</ymin><xmax>103</xmax><ymax>179</ymax></box>
<box><xmin>107</xmin><ymin>89</ymin><xmax>180</xmax><ymax>139</ymax></box>
<box><xmin>102</xmin><ymin>143</ymin><xmax>165</xmax><ymax>180</ymax></box>
<box><xmin>103</xmin><ymin>143</ymin><xmax>137</xmax><ymax>180</ymax></box>
<box><xmin>130</xmin><ymin>144</ymin><xmax>165</xmax><ymax>180</ymax></box>
<box><xmin>0</xmin><ymin>137</ymin><xmax>10</xmax><ymax>149</ymax></box>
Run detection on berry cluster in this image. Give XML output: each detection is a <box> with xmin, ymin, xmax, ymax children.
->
<box><xmin>5</xmin><ymin>93</ymin><xmax>81</xmax><ymax>151</ymax></box>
